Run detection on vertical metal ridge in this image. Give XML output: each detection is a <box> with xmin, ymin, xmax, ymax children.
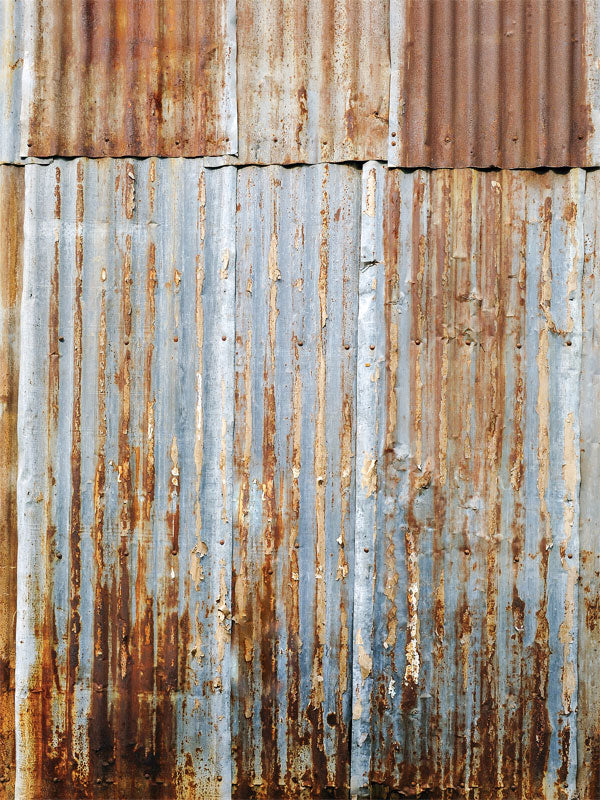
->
<box><xmin>0</xmin><ymin>0</ymin><xmax>25</xmax><ymax>164</ymax></box>
<box><xmin>578</xmin><ymin>169</ymin><xmax>600</xmax><ymax>800</ymax></box>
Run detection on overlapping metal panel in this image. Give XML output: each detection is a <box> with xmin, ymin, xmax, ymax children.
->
<box><xmin>20</xmin><ymin>0</ymin><xmax>237</xmax><ymax>158</ymax></box>
<box><xmin>232</xmin><ymin>165</ymin><xmax>359</xmax><ymax>796</ymax></box>
<box><xmin>0</xmin><ymin>0</ymin><xmax>24</xmax><ymax>163</ymax></box>
<box><xmin>352</xmin><ymin>165</ymin><xmax>583</xmax><ymax>799</ymax></box>
<box><xmin>235</xmin><ymin>0</ymin><xmax>390</xmax><ymax>164</ymax></box>
<box><xmin>8</xmin><ymin>0</ymin><xmax>600</xmax><ymax>167</ymax></box>
<box><xmin>389</xmin><ymin>0</ymin><xmax>600</xmax><ymax>167</ymax></box>
<box><xmin>16</xmin><ymin>159</ymin><xmax>236</xmax><ymax>798</ymax></box>
<box><xmin>0</xmin><ymin>166</ymin><xmax>23</xmax><ymax>800</ymax></box>
<box><xmin>15</xmin><ymin>159</ymin><xmax>362</xmax><ymax>798</ymax></box>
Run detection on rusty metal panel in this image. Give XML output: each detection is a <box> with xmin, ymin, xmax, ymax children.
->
<box><xmin>352</xmin><ymin>164</ymin><xmax>583</xmax><ymax>798</ymax></box>
<box><xmin>0</xmin><ymin>0</ymin><xmax>24</xmax><ymax>163</ymax></box>
<box><xmin>20</xmin><ymin>0</ymin><xmax>237</xmax><ymax>158</ymax></box>
<box><xmin>232</xmin><ymin>164</ymin><xmax>359</xmax><ymax>795</ymax></box>
<box><xmin>16</xmin><ymin>158</ymin><xmax>236</xmax><ymax>798</ymax></box>
<box><xmin>389</xmin><ymin>0</ymin><xmax>599</xmax><ymax>167</ymax></box>
<box><xmin>0</xmin><ymin>166</ymin><xmax>23</xmax><ymax>800</ymax></box>
<box><xmin>235</xmin><ymin>0</ymin><xmax>389</xmax><ymax>164</ymax></box>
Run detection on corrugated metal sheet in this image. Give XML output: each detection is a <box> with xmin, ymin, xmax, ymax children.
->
<box><xmin>0</xmin><ymin>0</ymin><xmax>24</xmax><ymax>163</ymax></box>
<box><xmin>232</xmin><ymin>165</ymin><xmax>359</xmax><ymax>796</ymax></box>
<box><xmin>15</xmin><ymin>159</ymin><xmax>600</xmax><ymax>798</ymax></box>
<box><xmin>20</xmin><ymin>0</ymin><xmax>237</xmax><ymax>158</ymax></box>
<box><xmin>0</xmin><ymin>165</ymin><xmax>23</xmax><ymax>800</ymax></box>
<box><xmin>5</xmin><ymin>0</ymin><xmax>600</xmax><ymax>795</ymax></box>
<box><xmin>352</xmin><ymin>164</ymin><xmax>584</xmax><ymax>798</ymax></box>
<box><xmin>16</xmin><ymin>158</ymin><xmax>236</xmax><ymax>798</ymax></box>
<box><xmin>9</xmin><ymin>0</ymin><xmax>600</xmax><ymax>166</ymax></box>
<box><xmin>235</xmin><ymin>0</ymin><xmax>390</xmax><ymax>164</ymax></box>
<box><xmin>15</xmin><ymin>159</ymin><xmax>362</xmax><ymax>797</ymax></box>
<box><xmin>389</xmin><ymin>0</ymin><xmax>600</xmax><ymax>167</ymax></box>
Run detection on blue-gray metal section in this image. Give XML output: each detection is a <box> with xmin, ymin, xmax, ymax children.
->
<box><xmin>16</xmin><ymin>158</ymin><xmax>236</xmax><ymax>798</ymax></box>
<box><xmin>352</xmin><ymin>166</ymin><xmax>583</xmax><ymax>799</ymax></box>
<box><xmin>232</xmin><ymin>164</ymin><xmax>360</xmax><ymax>796</ymax></box>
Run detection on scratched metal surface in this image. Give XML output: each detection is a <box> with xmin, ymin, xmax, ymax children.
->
<box><xmin>352</xmin><ymin>165</ymin><xmax>583</xmax><ymax>799</ymax></box>
<box><xmin>16</xmin><ymin>158</ymin><xmax>236</xmax><ymax>798</ymax></box>
<box><xmin>232</xmin><ymin>165</ymin><xmax>359</xmax><ymax>797</ymax></box>
<box><xmin>389</xmin><ymin>0</ymin><xmax>600</xmax><ymax>167</ymax></box>
<box><xmin>0</xmin><ymin>166</ymin><xmax>23</xmax><ymax>800</ymax></box>
<box><xmin>20</xmin><ymin>0</ymin><xmax>237</xmax><ymax>157</ymax></box>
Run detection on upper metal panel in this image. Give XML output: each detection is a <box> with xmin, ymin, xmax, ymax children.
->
<box><xmin>389</xmin><ymin>0</ymin><xmax>599</xmax><ymax>167</ymax></box>
<box><xmin>0</xmin><ymin>0</ymin><xmax>24</xmax><ymax>163</ymax></box>
<box><xmin>20</xmin><ymin>0</ymin><xmax>237</xmax><ymax>158</ymax></box>
<box><xmin>235</xmin><ymin>0</ymin><xmax>390</xmax><ymax>164</ymax></box>
<box><xmin>352</xmin><ymin>164</ymin><xmax>583</xmax><ymax>798</ymax></box>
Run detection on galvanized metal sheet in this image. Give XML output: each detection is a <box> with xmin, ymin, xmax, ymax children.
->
<box><xmin>16</xmin><ymin>158</ymin><xmax>236</xmax><ymax>797</ymax></box>
<box><xmin>232</xmin><ymin>164</ymin><xmax>359</xmax><ymax>796</ymax></box>
<box><xmin>13</xmin><ymin>158</ymin><xmax>600</xmax><ymax>797</ymax></box>
<box><xmin>20</xmin><ymin>0</ymin><xmax>237</xmax><ymax>158</ymax></box>
<box><xmin>235</xmin><ymin>0</ymin><xmax>389</xmax><ymax>164</ymax></box>
<box><xmin>389</xmin><ymin>0</ymin><xmax>599</xmax><ymax>167</ymax></box>
<box><xmin>0</xmin><ymin>165</ymin><xmax>23</xmax><ymax>800</ymax></box>
<box><xmin>352</xmin><ymin>164</ymin><xmax>583</xmax><ymax>798</ymax></box>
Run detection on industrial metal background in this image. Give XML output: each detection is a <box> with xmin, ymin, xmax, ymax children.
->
<box><xmin>2</xmin><ymin>1</ymin><xmax>600</xmax><ymax>799</ymax></box>
<box><xmin>3</xmin><ymin>159</ymin><xmax>597</xmax><ymax>799</ymax></box>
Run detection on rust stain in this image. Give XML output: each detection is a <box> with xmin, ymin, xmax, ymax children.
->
<box><xmin>0</xmin><ymin>168</ymin><xmax>23</xmax><ymax>800</ymax></box>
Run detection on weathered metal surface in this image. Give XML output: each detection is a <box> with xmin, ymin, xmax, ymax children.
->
<box><xmin>232</xmin><ymin>164</ymin><xmax>359</xmax><ymax>796</ymax></box>
<box><xmin>235</xmin><ymin>0</ymin><xmax>389</xmax><ymax>164</ymax></box>
<box><xmin>12</xmin><ymin>156</ymin><xmax>600</xmax><ymax>797</ymax></box>
<box><xmin>0</xmin><ymin>166</ymin><xmax>23</xmax><ymax>800</ymax></box>
<box><xmin>20</xmin><ymin>0</ymin><xmax>237</xmax><ymax>158</ymax></box>
<box><xmin>352</xmin><ymin>164</ymin><xmax>583</xmax><ymax>798</ymax></box>
<box><xmin>16</xmin><ymin>158</ymin><xmax>236</xmax><ymax>798</ymax></box>
<box><xmin>389</xmin><ymin>0</ymin><xmax>599</xmax><ymax>167</ymax></box>
<box><xmin>0</xmin><ymin>0</ymin><xmax>24</xmax><ymax>163</ymax></box>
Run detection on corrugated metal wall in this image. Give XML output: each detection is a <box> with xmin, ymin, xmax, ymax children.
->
<box><xmin>3</xmin><ymin>1</ymin><xmax>600</xmax><ymax>799</ymax></box>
